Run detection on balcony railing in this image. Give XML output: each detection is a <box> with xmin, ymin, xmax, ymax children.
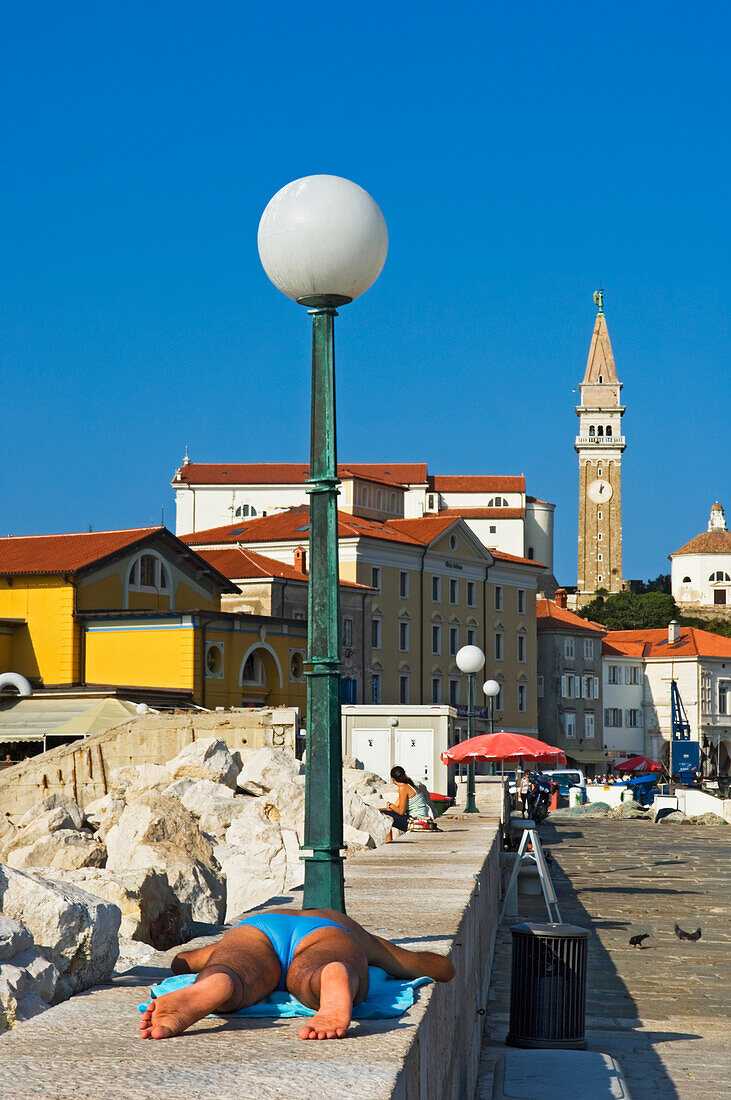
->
<box><xmin>575</xmin><ymin>435</ymin><xmax>626</xmax><ymax>447</ymax></box>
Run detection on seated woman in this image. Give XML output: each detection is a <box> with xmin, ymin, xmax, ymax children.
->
<box><xmin>380</xmin><ymin>765</ymin><xmax>434</xmax><ymax>834</ymax></box>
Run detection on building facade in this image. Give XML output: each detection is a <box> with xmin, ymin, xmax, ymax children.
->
<box><xmin>601</xmin><ymin>641</ymin><xmax>646</xmax><ymax>761</ymax></box>
<box><xmin>536</xmin><ymin>589</ymin><xmax>608</xmax><ymax>774</ymax></box>
<box><xmin>670</xmin><ymin>502</ymin><xmax>731</xmax><ymax>616</ymax></box>
<box><xmin>575</xmin><ymin>295</ymin><xmax>626</xmax><ymax>604</ymax></box>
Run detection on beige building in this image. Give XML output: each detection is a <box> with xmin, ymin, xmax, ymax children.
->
<box><xmin>575</xmin><ymin>295</ymin><xmax>626</xmax><ymax>604</ymax></box>
<box><xmin>183</xmin><ymin>507</ymin><xmax>545</xmax><ymax>732</ymax></box>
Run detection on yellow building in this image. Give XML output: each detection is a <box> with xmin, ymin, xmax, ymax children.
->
<box><xmin>0</xmin><ymin>527</ymin><xmax>307</xmax><ymax>712</ymax></box>
<box><xmin>184</xmin><ymin>508</ymin><xmax>545</xmax><ymax>734</ymax></box>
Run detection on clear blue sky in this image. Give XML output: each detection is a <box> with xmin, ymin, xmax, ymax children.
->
<box><xmin>2</xmin><ymin>2</ymin><xmax>728</xmax><ymax>586</ymax></box>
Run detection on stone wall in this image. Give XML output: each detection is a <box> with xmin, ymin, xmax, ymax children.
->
<box><xmin>0</xmin><ymin>709</ymin><xmax>299</xmax><ymax>821</ymax></box>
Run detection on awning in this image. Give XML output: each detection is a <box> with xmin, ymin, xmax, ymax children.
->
<box><xmin>565</xmin><ymin>748</ymin><xmax>612</xmax><ymax>763</ymax></box>
<box><xmin>49</xmin><ymin>698</ymin><xmax>138</xmax><ymax>738</ymax></box>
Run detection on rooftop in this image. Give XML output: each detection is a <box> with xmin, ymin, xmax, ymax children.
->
<box><xmin>604</xmin><ymin>626</ymin><xmax>731</xmax><ymax>659</ymax></box>
<box><xmin>670</xmin><ymin>530</ymin><xmax>731</xmax><ymax>557</ymax></box>
<box><xmin>195</xmin><ymin>547</ymin><xmax>372</xmax><ymax>589</ymax></box>
<box><xmin>0</xmin><ymin>527</ymin><xmax>163</xmax><ymax>575</ymax></box>
<box><xmin>428</xmin><ymin>475</ymin><xmax>525</xmax><ymax>493</ymax></box>
<box><xmin>173</xmin><ymin>462</ymin><xmax>428</xmax><ymax>488</ymax></box>
<box><xmin>536</xmin><ymin>598</ymin><xmax>605</xmax><ymax>633</ymax></box>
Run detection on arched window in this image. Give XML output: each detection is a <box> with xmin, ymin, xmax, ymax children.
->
<box><xmin>234</xmin><ymin>504</ymin><xmax>257</xmax><ymax>518</ymax></box>
<box><xmin>129</xmin><ymin>551</ymin><xmax>170</xmax><ymax>593</ymax></box>
<box><xmin>390</xmin><ymin>493</ymin><xmax>396</xmax><ymax>511</ymax></box>
<box><xmin>682</xmin><ymin>576</ymin><xmax>692</xmax><ymax>584</ymax></box>
<box><xmin>242</xmin><ymin>652</ymin><xmax>266</xmax><ymax>684</ymax></box>
<box><xmin>588</xmin><ymin>425</ymin><xmax>595</xmax><ymax>437</ymax></box>
<box><xmin>597</xmin><ymin>426</ymin><xmax>604</xmax><ymax>437</ymax></box>
<box><xmin>598</xmin><ymin>375</ymin><xmax>603</xmax><ymax>383</ymax></box>
<box><xmin>709</xmin><ymin>571</ymin><xmax>731</xmax><ymax>583</ymax></box>
<box><xmin>606</xmin><ymin>425</ymin><xmax>612</xmax><ymax>437</ymax></box>
<box><xmin>376</xmin><ymin>490</ymin><xmax>382</xmax><ymax>509</ymax></box>
<box><xmin>487</xmin><ymin>496</ymin><xmax>509</xmax><ymax>507</ymax></box>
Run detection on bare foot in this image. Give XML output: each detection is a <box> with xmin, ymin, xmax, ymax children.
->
<box><xmin>138</xmin><ymin>971</ymin><xmax>235</xmax><ymax>1039</ymax></box>
<box><xmin>298</xmin><ymin>962</ymin><xmax>354</xmax><ymax>1040</ymax></box>
<box><xmin>171</xmin><ymin>943</ymin><xmax>216</xmax><ymax>975</ymax></box>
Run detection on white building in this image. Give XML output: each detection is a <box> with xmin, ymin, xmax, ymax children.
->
<box><xmin>172</xmin><ymin>459</ymin><xmax>555</xmax><ymax>587</ymax></box>
<box><xmin>601</xmin><ymin>641</ymin><xmax>645</xmax><ymax>760</ymax></box>
<box><xmin>670</xmin><ymin>502</ymin><xmax>731</xmax><ymax>614</ymax></box>
<box><xmin>604</xmin><ymin>622</ymin><xmax>731</xmax><ymax>776</ymax></box>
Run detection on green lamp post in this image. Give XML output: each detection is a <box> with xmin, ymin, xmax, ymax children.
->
<box><xmin>258</xmin><ymin>175</ymin><xmax>388</xmax><ymax>912</ymax></box>
<box><xmin>456</xmin><ymin>644</ymin><xmax>486</xmax><ymax>814</ymax></box>
<box><xmin>483</xmin><ymin>678</ymin><xmax>500</xmax><ymax>777</ymax></box>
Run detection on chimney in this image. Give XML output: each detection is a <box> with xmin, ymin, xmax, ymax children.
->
<box><xmin>554</xmin><ymin>588</ymin><xmax>568</xmax><ymax>609</ymax></box>
<box><xmin>293</xmin><ymin>546</ymin><xmax>307</xmax><ymax>573</ymax></box>
<box><xmin>668</xmin><ymin>619</ymin><xmax>680</xmax><ymax>644</ymax></box>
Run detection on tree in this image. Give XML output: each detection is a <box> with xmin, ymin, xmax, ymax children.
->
<box><xmin>578</xmin><ymin>590</ymin><xmax>680</xmax><ymax>630</ymax></box>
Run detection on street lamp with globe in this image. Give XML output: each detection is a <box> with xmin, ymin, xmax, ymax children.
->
<box><xmin>483</xmin><ymin>679</ymin><xmax>500</xmax><ymax>736</ymax></box>
<box><xmin>456</xmin><ymin>644</ymin><xmax>486</xmax><ymax>814</ymax></box>
<box><xmin>258</xmin><ymin>175</ymin><xmax>388</xmax><ymax>911</ymax></box>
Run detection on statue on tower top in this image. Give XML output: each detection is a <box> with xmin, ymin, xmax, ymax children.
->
<box><xmin>593</xmin><ymin>289</ymin><xmax>604</xmax><ymax>313</ymax></box>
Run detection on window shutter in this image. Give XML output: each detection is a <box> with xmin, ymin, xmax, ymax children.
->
<box><xmin>593</xmin><ymin>676</ymin><xmax>599</xmax><ymax>699</ymax></box>
<box><xmin>561</xmin><ymin>674</ymin><xmax>567</xmax><ymax>698</ymax></box>
<box><xmin>574</xmin><ymin>675</ymin><xmax>582</xmax><ymax>698</ymax></box>
<box><xmin>638</xmin><ymin>710</ymin><xmax>644</xmax><ymax>727</ymax></box>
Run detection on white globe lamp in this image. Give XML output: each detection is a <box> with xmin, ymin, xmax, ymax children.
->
<box><xmin>483</xmin><ymin>679</ymin><xmax>500</xmax><ymax>698</ymax></box>
<box><xmin>455</xmin><ymin>645</ymin><xmax>485</xmax><ymax>814</ymax></box>
<box><xmin>455</xmin><ymin>645</ymin><xmax>486</xmax><ymax>675</ymax></box>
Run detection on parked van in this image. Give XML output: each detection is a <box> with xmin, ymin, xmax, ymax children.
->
<box><xmin>542</xmin><ymin>768</ymin><xmax>586</xmax><ymax>798</ymax></box>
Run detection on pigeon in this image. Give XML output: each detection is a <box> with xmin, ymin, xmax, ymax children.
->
<box><xmin>629</xmin><ymin>933</ymin><xmax>649</xmax><ymax>948</ymax></box>
<box><xmin>674</xmin><ymin>924</ymin><xmax>702</xmax><ymax>942</ymax></box>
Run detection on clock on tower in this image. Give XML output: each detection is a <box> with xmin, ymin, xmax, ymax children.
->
<box><xmin>574</xmin><ymin>293</ymin><xmax>626</xmax><ymax>604</ymax></box>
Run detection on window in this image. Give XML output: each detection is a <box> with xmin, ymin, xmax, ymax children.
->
<box><xmin>487</xmin><ymin>496</ymin><xmax>509</xmax><ymax>507</ymax></box>
<box><xmin>371</xmin><ymin>674</ymin><xmax>381</xmax><ymax>703</ymax></box>
<box><xmin>604</xmin><ymin>707</ymin><xmax>623</xmax><ymax>727</ymax></box>
<box><xmin>588</xmin><ymin>425</ymin><xmax>595</xmax><ymax>437</ymax></box>
<box><xmin>517</xmin><ymin>589</ymin><xmax>525</xmax><ymax>614</ymax></box>
<box><xmin>340</xmin><ymin>677</ymin><xmax>357</xmax><ymax>703</ymax></box>
<box><xmin>598</xmin><ymin>468</ymin><xmax>603</xmax><ymax>476</ymax></box>
<box><xmin>517</xmin><ymin>635</ymin><xmax>526</xmax><ymax>662</ymax></box>
<box><xmin>449</xmin><ymin>678</ymin><xmax>459</xmax><ymax>706</ymax></box>
<box><xmin>625</xmin><ymin>709</ymin><xmax>643</xmax><ymax>728</ymax></box>
<box><xmin>399</xmin><ymin>571</ymin><xmax>409</xmax><ymax>598</ymax></box>
<box><xmin>719</xmin><ymin>682</ymin><xmax>730</xmax><ymax>715</ymax></box>
<box><xmin>342</xmin><ymin>617</ymin><xmax>353</xmax><ymax>648</ymax></box>
<box><xmin>606</xmin><ymin>426</ymin><xmax>612</xmax><ymax>437</ymax></box>
<box><xmin>517</xmin><ymin>684</ymin><xmax>526</xmax><ymax>712</ymax></box>
<box><xmin>467</xmin><ymin>628</ymin><xmax>476</xmax><ymax>646</ymax></box>
<box><xmin>489</xmin><ymin>525</ymin><xmax>497</xmax><ymax>534</ymax></box>
<box><xmin>564</xmin><ymin>713</ymin><xmax>576</xmax><ymax>739</ymax></box>
<box><xmin>399</xmin><ymin>620</ymin><xmax>409</xmax><ymax>652</ymax></box>
<box><xmin>709</xmin><ymin>571</ymin><xmax>731</xmax><ymax>582</ymax></box>
<box><xmin>432</xmin><ymin>575</ymin><xmax>441</xmax><ymax>602</ymax></box>
<box><xmin>598</xmin><ymin>533</ymin><xmax>603</xmax><ymax>541</ymax></box>
<box><xmin>494</xmin><ymin>632</ymin><xmax>503</xmax><ymax>661</ymax></box>
<box><xmin>371</xmin><ymin>617</ymin><xmax>381</xmax><ymax>649</ymax></box>
<box><xmin>562</xmin><ymin>674</ymin><xmax>581</xmax><ymax>699</ymax></box>
<box><xmin>449</xmin><ymin>534</ymin><xmax>458</xmax><ymax>551</ymax></box>
<box><xmin>205</xmin><ymin>642</ymin><xmax>224</xmax><ymax>678</ymax></box>
<box><xmin>494</xmin><ymin>682</ymin><xmax>504</xmax><ymax>710</ymax></box>
<box><xmin>597</xmin><ymin>574</ymin><xmax>603</xmax><ymax>583</ymax></box>
<box><xmin>527</xmin><ymin>548</ymin><xmax>534</xmax><ymax>559</ymax></box>
<box><xmin>450</xmin><ymin>626</ymin><xmax>459</xmax><ymax>656</ymax></box>
<box><xmin>371</xmin><ymin>566</ymin><xmax>381</xmax><ymax>591</ymax></box>
<box><xmin>130</xmin><ymin>552</ymin><xmax>169</xmax><ymax>592</ymax></box>
<box><xmin>494</xmin><ymin>586</ymin><xmax>503</xmax><ymax>611</ymax></box>
<box><xmin>597</xmin><ymin>554</ymin><xmax>603</xmax><ymax>562</ymax></box>
<box><xmin>607</xmin><ymin>665</ymin><xmax>621</xmax><ymax>684</ymax></box>
<box><xmin>564</xmin><ymin>637</ymin><xmax>575</xmax><ymax>659</ymax></box>
<box><xmin>450</xmin><ymin>578</ymin><xmax>458</xmax><ymax>604</ymax></box>
<box><xmin>390</xmin><ymin>493</ymin><xmax>396</xmax><ymax>512</ymax></box>
<box><xmin>242</xmin><ymin>652</ymin><xmax>266</xmax><ymax>684</ymax></box>
<box><xmin>598</xmin><ymin>375</ymin><xmax>603</xmax><ymax>383</ymax></box>
<box><xmin>234</xmin><ymin>503</ymin><xmax>257</xmax><ymax>518</ymax></box>
<box><xmin>682</xmin><ymin>575</ymin><xmax>692</xmax><ymax>584</ymax></box>
<box><xmin>466</xmin><ymin>582</ymin><xmax>476</xmax><ymax>606</ymax></box>
<box><xmin>598</xmin><ymin>511</ymin><xmax>603</xmax><ymax>520</ymax></box>
<box><xmin>583</xmin><ymin>638</ymin><xmax>595</xmax><ymax>659</ymax></box>
<box><xmin>432</xmin><ymin>624</ymin><xmax>441</xmax><ymax>653</ymax></box>
<box><xmin>431</xmin><ymin>677</ymin><xmax>441</xmax><ymax>704</ymax></box>
<box><xmin>427</xmin><ymin>493</ymin><xmax>436</xmax><ymax>511</ymax></box>
<box><xmin>376</xmin><ymin>490</ymin><xmax>382</xmax><ymax>509</ymax></box>
<box><xmin>290</xmin><ymin>651</ymin><xmax>304</xmax><ymax>681</ymax></box>
<box><xmin>399</xmin><ymin>675</ymin><xmax>409</xmax><ymax>705</ymax></box>
<box><xmin>630</xmin><ymin>667</ymin><xmax>642</xmax><ymax>685</ymax></box>
<box><xmin>584</xmin><ymin>713</ymin><xmax>595</xmax><ymax>739</ymax></box>
<box><xmin>537</xmin><ymin>675</ymin><xmax>544</xmax><ymax>698</ymax></box>
<box><xmin>583</xmin><ymin>675</ymin><xmax>599</xmax><ymax>699</ymax></box>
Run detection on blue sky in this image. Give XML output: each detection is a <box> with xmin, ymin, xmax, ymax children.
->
<box><xmin>1</xmin><ymin>2</ymin><xmax>728</xmax><ymax>585</ymax></box>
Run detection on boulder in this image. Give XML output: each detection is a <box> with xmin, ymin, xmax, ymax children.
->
<box><xmin>690</xmin><ymin>812</ymin><xmax>727</xmax><ymax>826</ymax></box>
<box><xmin>237</xmin><ymin>747</ymin><xmax>303</xmax><ymax>795</ymax></box>
<box><xmin>0</xmin><ymin>865</ymin><xmax>120</xmax><ymax>1000</ymax></box>
<box><xmin>0</xmin><ymin>916</ymin><xmax>33</xmax><ymax>961</ymax></box>
<box><xmin>53</xmin><ymin>867</ymin><xmax>190</xmax><ymax>949</ymax></box>
<box><xmin>105</xmin><ymin>793</ymin><xmax>225</xmax><ymax>924</ymax></box>
<box><xmin>343</xmin><ymin>823</ymin><xmax>377</xmax><ymax>851</ymax></box>
<box><xmin>258</xmin><ymin>778</ymin><xmax>306</xmax><ymax>837</ymax></box>
<box><xmin>114</xmin><ymin>936</ymin><xmax>156</xmax><ymax>974</ymax></box>
<box><xmin>180</xmin><ymin>780</ymin><xmax>238</xmax><ymax>840</ymax></box>
<box><xmin>110</xmin><ymin>763</ymin><xmax>174</xmax><ymax>795</ymax></box>
<box><xmin>0</xmin><ymin>815</ymin><xmax>18</xmax><ymax>859</ymax></box>
<box><xmin>17</xmin><ymin>796</ymin><xmax>84</xmax><ymax>833</ymax></box>
<box><xmin>6</xmin><ymin>806</ymin><xmax>84</xmax><ymax>854</ymax></box>
<box><xmin>83</xmin><ymin>793</ymin><xmax>127</xmax><ymax>839</ymax></box>
<box><xmin>167</xmin><ymin>738</ymin><xmax>239</xmax><ymax>789</ymax></box>
<box><xmin>6</xmin><ymin>830</ymin><xmax>106</xmax><ymax>871</ymax></box>
<box><xmin>162</xmin><ymin>777</ymin><xmax>196</xmax><ymax>800</ymax></box>
<box><xmin>0</xmin><ymin>948</ymin><xmax>59</xmax><ymax>1032</ymax></box>
<box><xmin>342</xmin><ymin>789</ymin><xmax>392</xmax><ymax>846</ymax></box>
<box><xmin>658</xmin><ymin>810</ymin><xmax>688</xmax><ymax>824</ymax></box>
<box><xmin>221</xmin><ymin>803</ymin><xmax>304</xmax><ymax>921</ymax></box>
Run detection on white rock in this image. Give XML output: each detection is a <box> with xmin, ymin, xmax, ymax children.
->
<box><xmin>0</xmin><ymin>916</ymin><xmax>33</xmax><ymax>961</ymax></box>
<box><xmin>0</xmin><ymin>946</ymin><xmax>59</xmax><ymax>1032</ymax></box>
<box><xmin>0</xmin><ymin>865</ymin><xmax>120</xmax><ymax>999</ymax></box>
<box><xmin>181</xmin><ymin>780</ymin><xmax>239</xmax><ymax>841</ymax></box>
<box><xmin>342</xmin><ymin>789</ymin><xmax>392</xmax><ymax>847</ymax></box>
<box><xmin>237</xmin><ymin>747</ymin><xmax>303</xmax><ymax>794</ymax></box>
<box><xmin>105</xmin><ymin>793</ymin><xmax>225</xmax><ymax>924</ymax></box>
<box><xmin>83</xmin><ymin>793</ymin><xmax>127</xmax><ymax>839</ymax></box>
<box><xmin>11</xmin><ymin>949</ymin><xmax>59</xmax><ymax>1004</ymax></box>
<box><xmin>53</xmin><ymin>867</ymin><xmax>190</xmax><ymax>949</ymax></box>
<box><xmin>110</xmin><ymin>763</ymin><xmax>174</xmax><ymax>794</ymax></box>
<box><xmin>113</xmin><ymin>936</ymin><xmax>156</xmax><ymax>974</ymax></box>
<box><xmin>221</xmin><ymin>805</ymin><xmax>289</xmax><ymax>921</ymax></box>
<box><xmin>259</xmin><ymin>778</ymin><xmax>306</xmax><ymax>838</ymax></box>
<box><xmin>166</xmin><ymin>738</ymin><xmax>239</xmax><ymax>789</ymax></box>
<box><xmin>0</xmin><ymin>814</ymin><xmax>18</xmax><ymax>859</ymax></box>
<box><xmin>17</xmin><ymin>796</ymin><xmax>85</xmax><ymax>833</ymax></box>
<box><xmin>6</xmin><ymin>807</ymin><xmax>83</xmax><ymax>854</ymax></box>
<box><xmin>162</xmin><ymin>777</ymin><xmax>196</xmax><ymax>800</ymax></box>
<box><xmin>6</xmin><ymin>830</ymin><xmax>106</xmax><ymax>871</ymax></box>
<box><xmin>343</xmin><ymin>823</ymin><xmax>377</xmax><ymax>851</ymax></box>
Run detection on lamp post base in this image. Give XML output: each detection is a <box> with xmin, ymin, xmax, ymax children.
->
<box><xmin>465</xmin><ymin>759</ymin><xmax>479</xmax><ymax>814</ymax></box>
<box><xmin>303</xmin><ymin>851</ymin><xmax>346</xmax><ymax>912</ymax></box>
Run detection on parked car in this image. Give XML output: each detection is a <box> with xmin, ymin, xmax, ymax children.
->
<box><xmin>541</xmin><ymin>768</ymin><xmax>586</xmax><ymax>800</ymax></box>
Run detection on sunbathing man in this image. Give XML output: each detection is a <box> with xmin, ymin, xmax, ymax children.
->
<box><xmin>138</xmin><ymin>906</ymin><xmax>455</xmax><ymax>1042</ymax></box>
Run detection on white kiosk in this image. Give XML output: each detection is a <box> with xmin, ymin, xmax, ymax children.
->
<box><xmin>341</xmin><ymin>705</ymin><xmax>458</xmax><ymax>796</ymax></box>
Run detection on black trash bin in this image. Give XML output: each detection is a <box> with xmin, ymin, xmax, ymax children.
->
<box><xmin>507</xmin><ymin>922</ymin><xmax>589</xmax><ymax>1049</ymax></box>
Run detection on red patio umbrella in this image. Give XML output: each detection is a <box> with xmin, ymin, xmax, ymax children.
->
<box><xmin>441</xmin><ymin>731</ymin><xmax>566</xmax><ymax>766</ymax></box>
<box><xmin>614</xmin><ymin>754</ymin><xmax>662</xmax><ymax>773</ymax></box>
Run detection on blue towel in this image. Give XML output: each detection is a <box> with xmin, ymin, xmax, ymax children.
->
<box><xmin>138</xmin><ymin>966</ymin><xmax>432</xmax><ymax>1020</ymax></box>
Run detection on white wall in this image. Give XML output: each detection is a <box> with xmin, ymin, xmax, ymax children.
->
<box><xmin>524</xmin><ymin>502</ymin><xmax>555</xmax><ymax>572</ymax></box>
<box><xmin>602</xmin><ymin>657</ymin><xmax>646</xmax><ymax>756</ymax></box>
<box><xmin>672</xmin><ymin>550</ymin><xmax>731</xmax><ymax>608</ymax></box>
<box><xmin>460</xmin><ymin>517</ymin><xmax>526</xmax><ymax>558</ymax></box>
<box><xmin>175</xmin><ymin>484</ymin><xmax>308</xmax><ymax>535</ymax></box>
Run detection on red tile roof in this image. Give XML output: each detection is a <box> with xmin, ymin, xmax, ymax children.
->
<box><xmin>173</xmin><ymin>462</ymin><xmax>428</xmax><ymax>488</ymax></box>
<box><xmin>385</xmin><ymin>516</ymin><xmax>460</xmax><ymax>542</ymax></box>
<box><xmin>491</xmin><ymin>550</ymin><xmax>547</xmax><ymax>569</ymax></box>
<box><xmin>0</xmin><ymin>528</ymin><xmax>163</xmax><ymax>575</ymax></box>
<box><xmin>536</xmin><ymin>599</ymin><xmax>605</xmax><ymax>633</ymax></box>
<box><xmin>429</xmin><ymin>475</ymin><xmax>525</xmax><ymax>493</ymax></box>
<box><xmin>196</xmin><ymin>547</ymin><xmax>372</xmax><ymax>589</ymax></box>
<box><xmin>439</xmin><ymin>508</ymin><xmax>525</xmax><ymax>520</ymax></box>
<box><xmin>670</xmin><ymin>531</ymin><xmax>731</xmax><ymax>557</ymax></box>
<box><xmin>182</xmin><ymin>508</ymin><xmax>424</xmax><ymax>548</ymax></box>
<box><xmin>604</xmin><ymin>627</ymin><xmax>731</xmax><ymax>659</ymax></box>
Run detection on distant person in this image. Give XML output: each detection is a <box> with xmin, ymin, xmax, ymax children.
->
<box><xmin>380</xmin><ymin>766</ymin><xmax>434</xmax><ymax>834</ymax></box>
<box><xmin>519</xmin><ymin>771</ymin><xmax>532</xmax><ymax>817</ymax></box>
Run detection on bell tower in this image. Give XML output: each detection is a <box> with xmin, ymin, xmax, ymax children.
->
<box><xmin>575</xmin><ymin>292</ymin><xmax>626</xmax><ymax>603</ymax></box>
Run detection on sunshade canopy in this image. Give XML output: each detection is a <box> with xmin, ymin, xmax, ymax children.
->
<box><xmin>441</xmin><ymin>731</ymin><xmax>566</xmax><ymax>765</ymax></box>
<box><xmin>614</xmin><ymin>754</ymin><xmax>662</xmax><ymax>773</ymax></box>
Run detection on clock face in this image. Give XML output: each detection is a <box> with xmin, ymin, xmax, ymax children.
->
<box><xmin>588</xmin><ymin>478</ymin><xmax>613</xmax><ymax>503</ymax></box>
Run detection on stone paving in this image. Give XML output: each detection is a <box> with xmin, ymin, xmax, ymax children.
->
<box><xmin>475</xmin><ymin>817</ymin><xmax>731</xmax><ymax>1100</ymax></box>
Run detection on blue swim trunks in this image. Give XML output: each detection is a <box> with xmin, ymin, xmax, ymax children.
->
<box><xmin>235</xmin><ymin>913</ymin><xmax>350</xmax><ymax>990</ymax></box>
